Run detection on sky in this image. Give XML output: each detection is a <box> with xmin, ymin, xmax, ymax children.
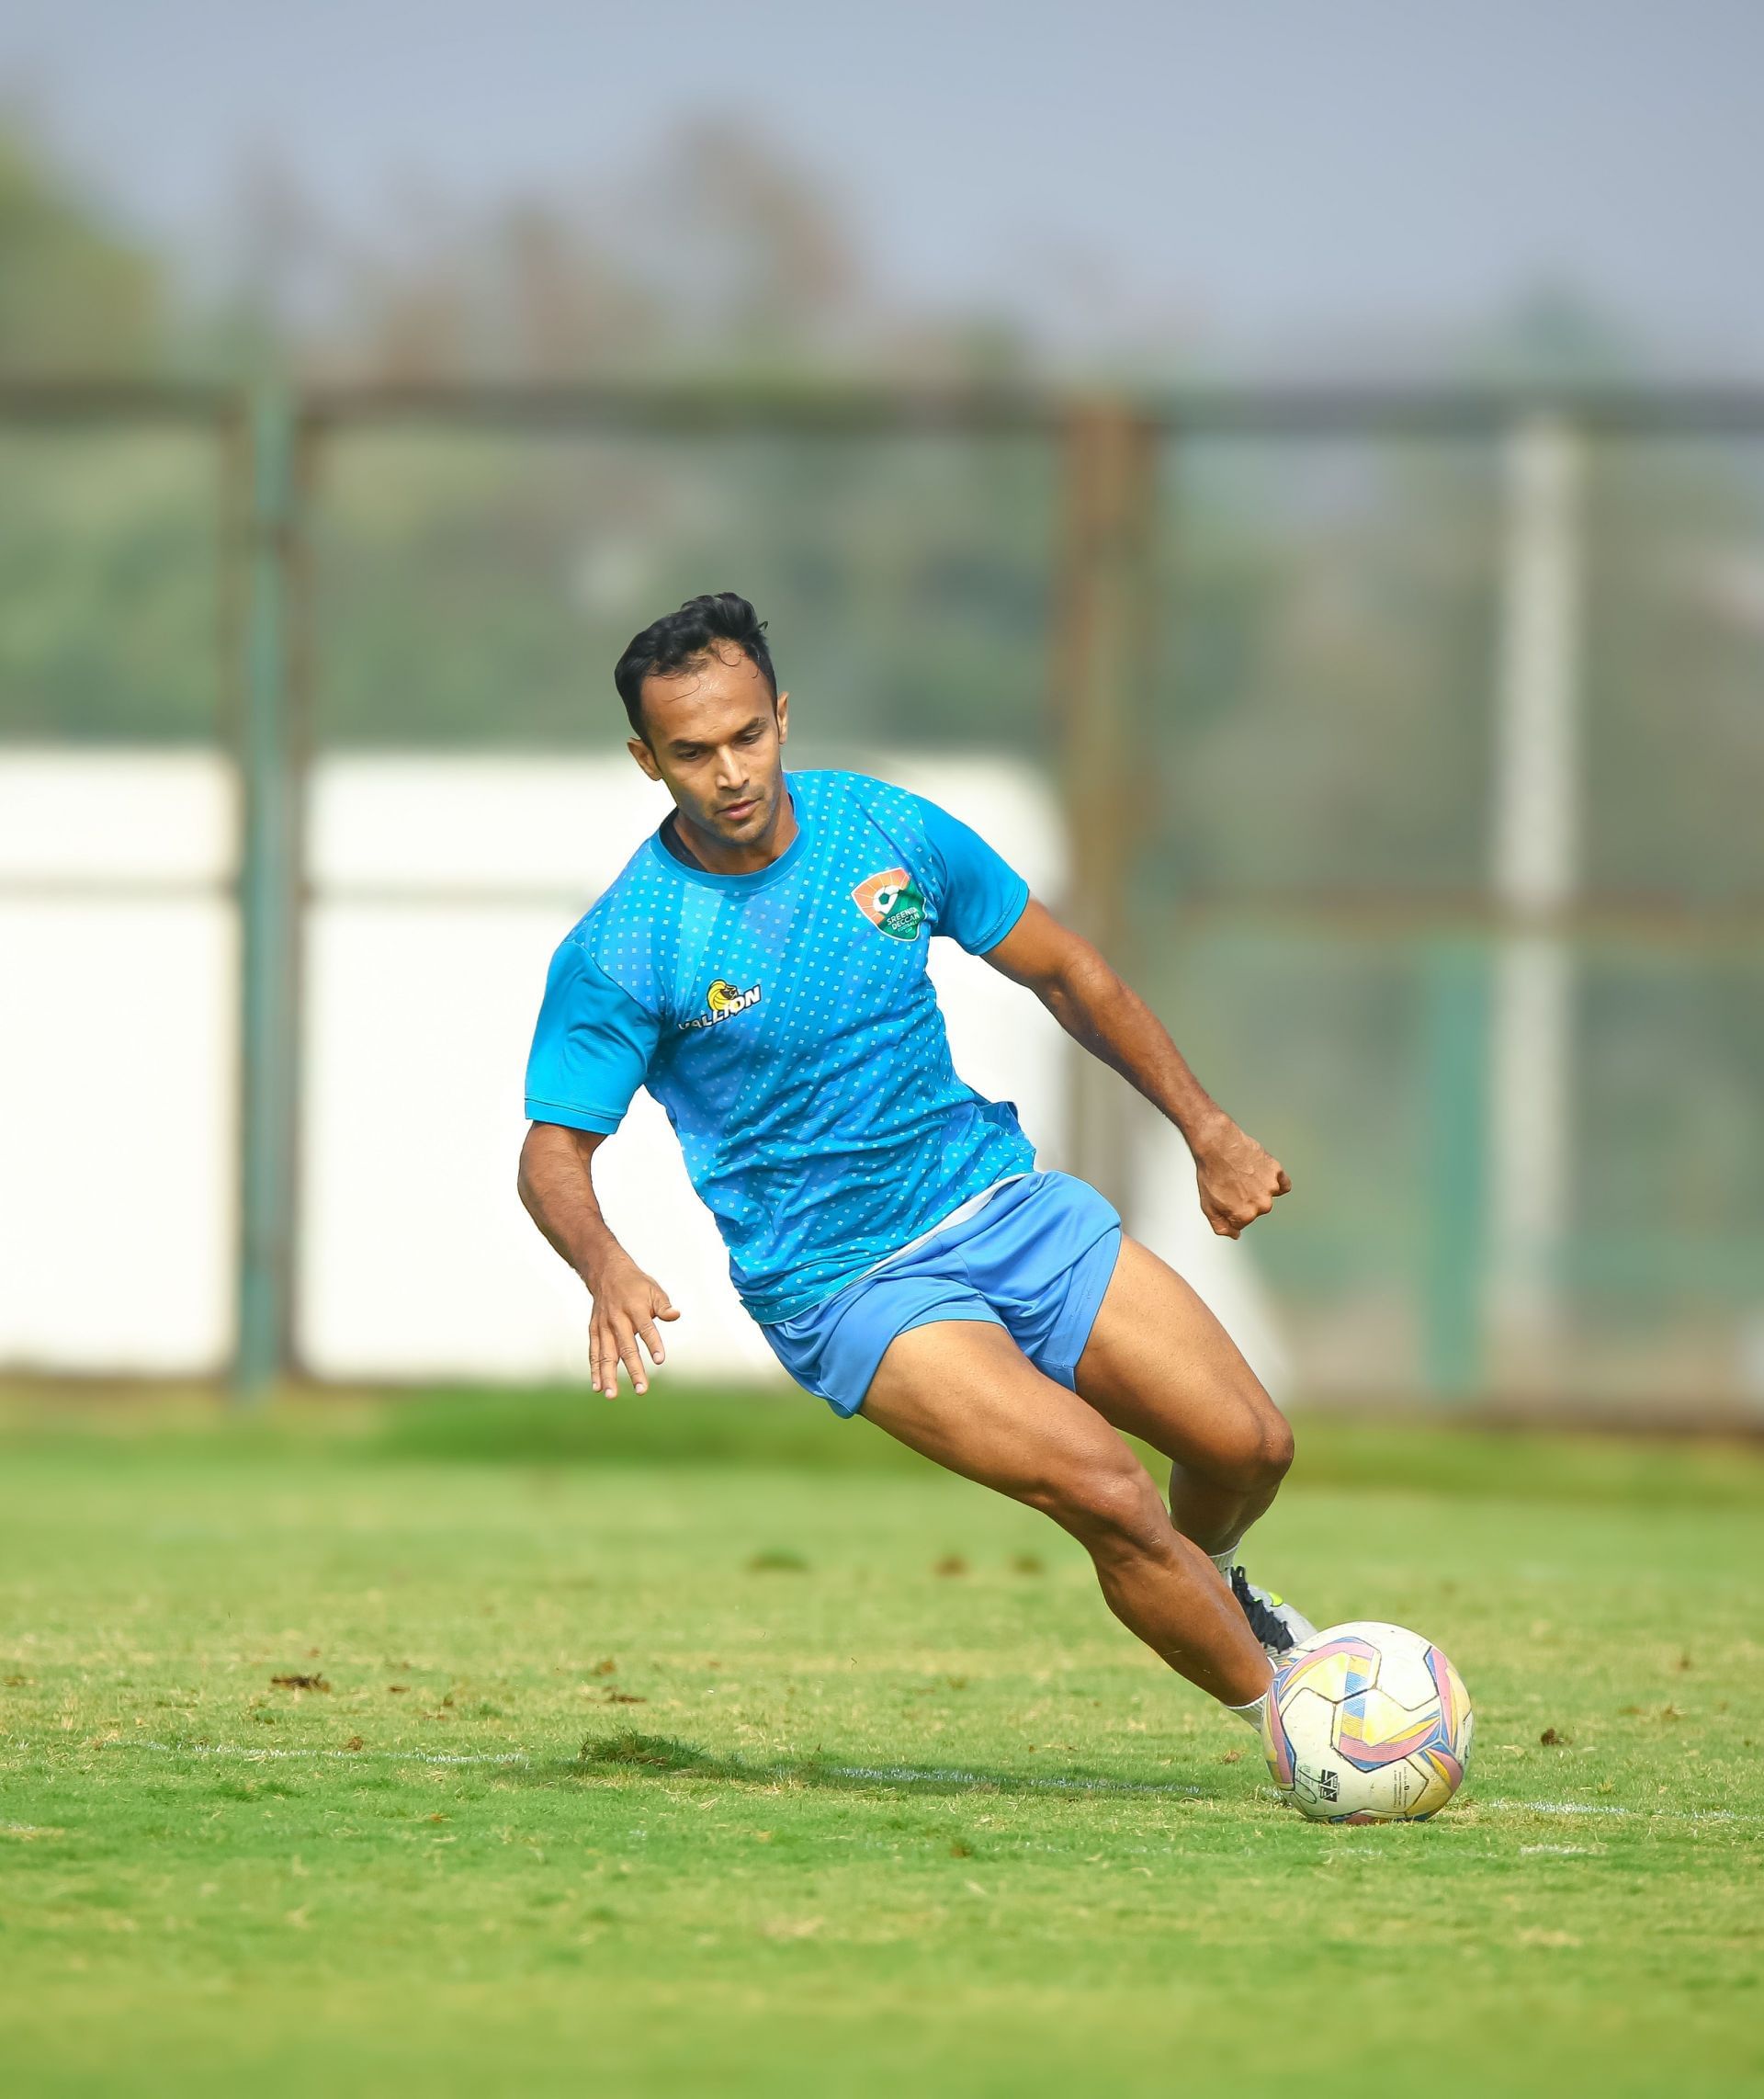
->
<box><xmin>6</xmin><ymin>0</ymin><xmax>1764</xmax><ymax>371</ymax></box>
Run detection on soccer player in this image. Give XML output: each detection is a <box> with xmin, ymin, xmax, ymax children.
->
<box><xmin>519</xmin><ymin>593</ymin><xmax>1311</xmax><ymax>1732</ymax></box>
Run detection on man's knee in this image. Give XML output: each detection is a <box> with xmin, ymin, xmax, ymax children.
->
<box><xmin>1252</xmin><ymin>1406</ymin><xmax>1296</xmax><ymax>1489</ymax></box>
<box><xmin>1031</xmin><ymin>1455</ymin><xmax>1170</xmax><ymax>1558</ymax></box>
<box><xmin>1193</xmin><ymin>1390</ymin><xmax>1295</xmax><ymax>1497</ymax></box>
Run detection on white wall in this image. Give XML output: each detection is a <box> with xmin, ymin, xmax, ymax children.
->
<box><xmin>0</xmin><ymin>748</ymin><xmax>1283</xmax><ymax>1394</ymax></box>
<box><xmin>0</xmin><ymin>753</ymin><xmax>238</xmax><ymax>1373</ymax></box>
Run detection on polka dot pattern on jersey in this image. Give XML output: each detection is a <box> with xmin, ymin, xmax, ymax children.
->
<box><xmin>529</xmin><ymin>769</ymin><xmax>1037</xmax><ymax>1323</ymax></box>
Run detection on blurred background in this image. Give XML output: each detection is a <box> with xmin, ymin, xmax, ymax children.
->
<box><xmin>1</xmin><ymin>0</ymin><xmax>1760</xmax><ymax>1419</ymax></box>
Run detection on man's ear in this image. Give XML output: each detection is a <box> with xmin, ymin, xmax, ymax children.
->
<box><xmin>628</xmin><ymin>733</ymin><xmax>662</xmax><ymax>782</ymax></box>
<box><xmin>775</xmin><ymin>691</ymin><xmax>789</xmax><ymax>743</ymax></box>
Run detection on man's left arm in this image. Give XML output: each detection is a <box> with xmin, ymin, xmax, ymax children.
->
<box><xmin>983</xmin><ymin>899</ymin><xmax>1291</xmax><ymax>1240</ymax></box>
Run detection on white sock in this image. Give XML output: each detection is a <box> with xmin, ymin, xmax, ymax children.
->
<box><xmin>1209</xmin><ymin>1546</ymin><xmax>1240</xmax><ymax>1581</ymax></box>
<box><xmin>1224</xmin><ymin>1692</ymin><xmax>1268</xmax><ymax>1731</ymax></box>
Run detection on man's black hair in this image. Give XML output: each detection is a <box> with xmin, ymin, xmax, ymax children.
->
<box><xmin>614</xmin><ymin>592</ymin><xmax>778</xmax><ymax>736</ymax></box>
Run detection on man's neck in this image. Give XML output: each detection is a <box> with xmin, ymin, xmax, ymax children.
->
<box><xmin>664</xmin><ymin>789</ymin><xmax>798</xmax><ymax>877</ymax></box>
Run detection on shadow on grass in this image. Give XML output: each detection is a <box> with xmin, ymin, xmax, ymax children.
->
<box><xmin>536</xmin><ymin>1729</ymin><xmax>1216</xmax><ymax>1803</ymax></box>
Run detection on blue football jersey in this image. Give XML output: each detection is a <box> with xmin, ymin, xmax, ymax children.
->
<box><xmin>524</xmin><ymin>768</ymin><xmax>1038</xmax><ymax>1322</ymax></box>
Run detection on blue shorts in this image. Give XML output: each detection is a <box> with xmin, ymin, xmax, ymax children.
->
<box><xmin>760</xmin><ymin>1170</ymin><xmax>1123</xmax><ymax>1418</ymax></box>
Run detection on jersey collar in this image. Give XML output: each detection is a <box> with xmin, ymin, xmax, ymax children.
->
<box><xmin>645</xmin><ymin>781</ymin><xmax>808</xmax><ymax>892</ymax></box>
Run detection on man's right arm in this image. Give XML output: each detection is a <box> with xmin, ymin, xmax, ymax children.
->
<box><xmin>516</xmin><ymin>1123</ymin><xmax>679</xmax><ymax>1398</ymax></box>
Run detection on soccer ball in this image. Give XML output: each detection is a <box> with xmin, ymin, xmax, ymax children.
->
<box><xmin>1260</xmin><ymin>1621</ymin><xmax>1474</xmax><ymax>1822</ymax></box>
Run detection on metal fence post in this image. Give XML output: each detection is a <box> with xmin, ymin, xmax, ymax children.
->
<box><xmin>234</xmin><ymin>386</ymin><xmax>300</xmax><ymax>1398</ymax></box>
<box><xmin>1488</xmin><ymin>416</ymin><xmax>1584</xmax><ymax>1368</ymax></box>
<box><xmin>1049</xmin><ymin>402</ymin><xmax>1160</xmax><ymax>1211</ymax></box>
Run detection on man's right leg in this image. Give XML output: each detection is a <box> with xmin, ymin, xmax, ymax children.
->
<box><xmin>1073</xmin><ymin>1236</ymin><xmax>1315</xmax><ymax>1654</ymax></box>
<box><xmin>860</xmin><ymin>1318</ymin><xmax>1272</xmax><ymax>1709</ymax></box>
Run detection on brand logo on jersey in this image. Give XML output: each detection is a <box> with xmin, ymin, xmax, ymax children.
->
<box><xmin>683</xmin><ymin>977</ymin><xmax>763</xmax><ymax>1031</ymax></box>
<box><xmin>852</xmin><ymin>867</ymin><xmax>924</xmax><ymax>941</ymax></box>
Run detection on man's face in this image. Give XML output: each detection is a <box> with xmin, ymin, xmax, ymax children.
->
<box><xmin>628</xmin><ymin>643</ymin><xmax>789</xmax><ymax>846</ymax></box>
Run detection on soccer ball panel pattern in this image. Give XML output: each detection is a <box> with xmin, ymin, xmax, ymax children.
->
<box><xmin>1260</xmin><ymin>1621</ymin><xmax>1474</xmax><ymax>1823</ymax></box>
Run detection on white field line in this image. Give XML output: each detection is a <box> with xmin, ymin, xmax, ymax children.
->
<box><xmin>100</xmin><ymin>1739</ymin><xmax>531</xmax><ymax>1768</ymax></box>
<box><xmin>34</xmin><ymin>1742</ymin><xmax>1761</xmax><ymax>1830</ymax></box>
<box><xmin>824</xmin><ymin>1763</ymin><xmax>1205</xmax><ymax>1797</ymax></box>
<box><xmin>1483</xmin><ymin>1795</ymin><xmax>1756</xmax><ymax>1826</ymax></box>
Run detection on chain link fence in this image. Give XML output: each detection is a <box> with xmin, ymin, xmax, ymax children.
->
<box><xmin>2</xmin><ymin>383</ymin><xmax>1758</xmax><ymax>1417</ymax></box>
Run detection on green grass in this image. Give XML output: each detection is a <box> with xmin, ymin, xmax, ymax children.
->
<box><xmin>1</xmin><ymin>1387</ymin><xmax>1760</xmax><ymax>2097</ymax></box>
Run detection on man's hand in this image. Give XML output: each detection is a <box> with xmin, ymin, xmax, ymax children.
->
<box><xmin>1191</xmin><ymin>1116</ymin><xmax>1292</xmax><ymax>1240</ymax></box>
<box><xmin>984</xmin><ymin>906</ymin><xmax>1292</xmax><ymax>1235</ymax></box>
<box><xmin>517</xmin><ymin>1124</ymin><xmax>682</xmax><ymax>1401</ymax></box>
<box><xmin>585</xmin><ymin>1252</ymin><xmax>680</xmax><ymax>1398</ymax></box>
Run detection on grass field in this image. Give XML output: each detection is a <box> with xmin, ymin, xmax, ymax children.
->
<box><xmin>1</xmin><ymin>1386</ymin><xmax>1760</xmax><ymax>2098</ymax></box>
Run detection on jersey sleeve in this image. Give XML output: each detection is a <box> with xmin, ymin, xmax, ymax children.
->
<box><xmin>913</xmin><ymin>794</ymin><xmax>1031</xmax><ymax>954</ymax></box>
<box><xmin>524</xmin><ymin>938</ymin><xmax>661</xmax><ymax>1134</ymax></box>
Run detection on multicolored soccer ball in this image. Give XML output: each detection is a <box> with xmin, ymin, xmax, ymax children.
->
<box><xmin>1261</xmin><ymin>1621</ymin><xmax>1473</xmax><ymax>1822</ymax></box>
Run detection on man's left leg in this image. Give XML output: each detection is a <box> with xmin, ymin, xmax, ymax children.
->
<box><xmin>862</xmin><ymin>1319</ymin><xmax>1272</xmax><ymax>1709</ymax></box>
<box><xmin>1074</xmin><ymin>1235</ymin><xmax>1314</xmax><ymax>1652</ymax></box>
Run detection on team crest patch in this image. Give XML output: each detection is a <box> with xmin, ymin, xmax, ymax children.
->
<box><xmin>852</xmin><ymin>867</ymin><xmax>924</xmax><ymax>941</ymax></box>
<box><xmin>683</xmin><ymin>977</ymin><xmax>762</xmax><ymax>1031</ymax></box>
